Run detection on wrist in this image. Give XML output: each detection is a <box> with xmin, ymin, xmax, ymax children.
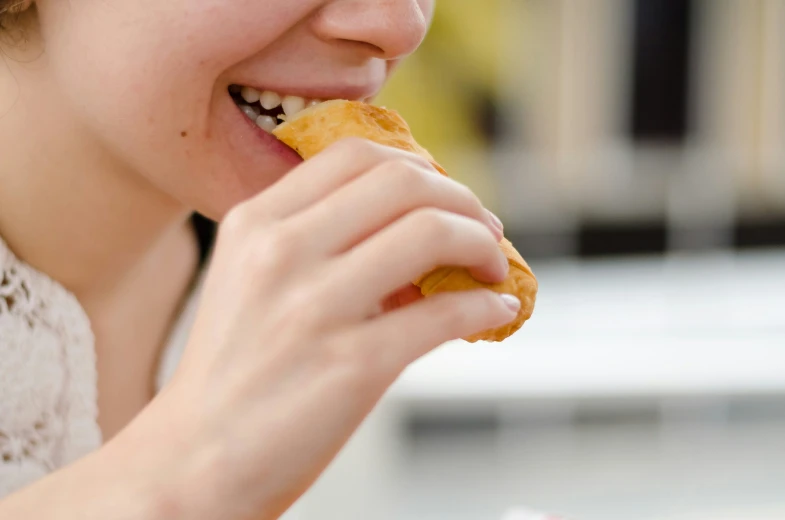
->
<box><xmin>101</xmin><ymin>401</ymin><xmax>224</xmax><ymax>520</ymax></box>
<box><xmin>106</xmin><ymin>384</ymin><xmax>286</xmax><ymax>520</ymax></box>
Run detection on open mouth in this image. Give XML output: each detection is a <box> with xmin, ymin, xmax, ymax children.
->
<box><xmin>229</xmin><ymin>85</ymin><xmax>325</xmax><ymax>133</ymax></box>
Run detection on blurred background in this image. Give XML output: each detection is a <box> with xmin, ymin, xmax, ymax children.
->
<box><xmin>285</xmin><ymin>1</ymin><xmax>785</xmax><ymax>519</ymax></box>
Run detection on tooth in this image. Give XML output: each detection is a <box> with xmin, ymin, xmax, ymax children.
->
<box><xmin>260</xmin><ymin>91</ymin><xmax>282</xmax><ymax>110</ymax></box>
<box><xmin>307</xmin><ymin>99</ymin><xmax>322</xmax><ymax>108</ymax></box>
<box><xmin>282</xmin><ymin>95</ymin><xmax>306</xmax><ymax>117</ymax></box>
<box><xmin>256</xmin><ymin>115</ymin><xmax>277</xmax><ymax>132</ymax></box>
<box><xmin>240</xmin><ymin>104</ymin><xmax>259</xmax><ymax>120</ymax></box>
<box><xmin>240</xmin><ymin>86</ymin><xmax>261</xmax><ymax>103</ymax></box>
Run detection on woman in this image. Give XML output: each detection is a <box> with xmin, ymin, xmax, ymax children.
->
<box><xmin>0</xmin><ymin>0</ymin><xmax>521</xmax><ymax>518</ymax></box>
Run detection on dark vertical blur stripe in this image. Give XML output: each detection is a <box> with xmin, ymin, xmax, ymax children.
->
<box><xmin>578</xmin><ymin>222</ymin><xmax>667</xmax><ymax>257</ymax></box>
<box><xmin>630</xmin><ymin>0</ymin><xmax>694</xmax><ymax>142</ymax></box>
<box><xmin>734</xmin><ymin>219</ymin><xmax>785</xmax><ymax>249</ymax></box>
<box><xmin>508</xmin><ymin>218</ymin><xmax>785</xmax><ymax>259</ymax></box>
<box><xmin>190</xmin><ymin>213</ymin><xmax>217</xmax><ymax>267</ymax></box>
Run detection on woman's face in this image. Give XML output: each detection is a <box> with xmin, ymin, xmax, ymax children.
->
<box><xmin>33</xmin><ymin>0</ymin><xmax>434</xmax><ymax>219</ymax></box>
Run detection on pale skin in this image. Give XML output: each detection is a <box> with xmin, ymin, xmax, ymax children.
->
<box><xmin>0</xmin><ymin>1</ymin><xmax>519</xmax><ymax>518</ymax></box>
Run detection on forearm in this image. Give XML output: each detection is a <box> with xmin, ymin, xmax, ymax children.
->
<box><xmin>0</xmin><ymin>452</ymin><xmax>176</xmax><ymax>520</ymax></box>
<box><xmin>0</xmin><ymin>406</ymin><xmax>219</xmax><ymax>520</ymax></box>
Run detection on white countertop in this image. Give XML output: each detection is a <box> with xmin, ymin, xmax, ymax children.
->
<box><xmin>392</xmin><ymin>249</ymin><xmax>785</xmax><ymax>401</ymax></box>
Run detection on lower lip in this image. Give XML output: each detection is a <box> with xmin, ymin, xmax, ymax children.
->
<box><xmin>231</xmin><ymin>101</ymin><xmax>303</xmax><ymax>165</ymax></box>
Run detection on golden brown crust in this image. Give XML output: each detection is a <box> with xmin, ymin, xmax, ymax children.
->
<box><xmin>416</xmin><ymin>239</ymin><xmax>538</xmax><ymax>342</ymax></box>
<box><xmin>273</xmin><ymin>100</ymin><xmax>537</xmax><ymax>342</ymax></box>
<box><xmin>273</xmin><ymin>100</ymin><xmax>447</xmax><ymax>175</ymax></box>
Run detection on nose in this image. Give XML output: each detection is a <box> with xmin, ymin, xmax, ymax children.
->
<box><xmin>312</xmin><ymin>0</ymin><xmax>429</xmax><ymax>61</ymax></box>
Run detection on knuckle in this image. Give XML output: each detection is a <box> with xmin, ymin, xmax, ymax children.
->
<box><xmin>456</xmin><ymin>182</ymin><xmax>483</xmax><ymax>214</ymax></box>
<box><xmin>393</xmin><ymin>147</ymin><xmax>433</xmax><ymax>170</ymax></box>
<box><xmin>280</xmin><ymin>284</ymin><xmax>326</xmax><ymax>327</ymax></box>
<box><xmin>474</xmin><ymin>229</ymin><xmax>503</xmax><ymax>265</ymax></box>
<box><xmin>477</xmin><ymin>222</ymin><xmax>499</xmax><ymax>247</ymax></box>
<box><xmin>219</xmin><ymin>205</ymin><xmax>251</xmax><ymax>242</ymax></box>
<box><xmin>378</xmin><ymin>159</ymin><xmax>433</xmax><ymax>192</ymax></box>
<box><xmin>265</xmin><ymin>222</ymin><xmax>302</xmax><ymax>254</ymax></box>
<box><xmin>413</xmin><ymin>207</ymin><xmax>454</xmax><ymax>244</ymax></box>
<box><xmin>410</xmin><ymin>152</ymin><xmax>435</xmax><ymax>171</ymax></box>
<box><xmin>404</xmin><ymin>162</ymin><xmax>438</xmax><ymax>190</ymax></box>
<box><xmin>244</xmin><ymin>224</ymin><xmax>301</xmax><ymax>276</ymax></box>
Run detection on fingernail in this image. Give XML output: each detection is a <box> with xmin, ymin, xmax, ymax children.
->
<box><xmin>499</xmin><ymin>293</ymin><xmax>521</xmax><ymax>313</ymax></box>
<box><xmin>486</xmin><ymin>210</ymin><xmax>504</xmax><ymax>241</ymax></box>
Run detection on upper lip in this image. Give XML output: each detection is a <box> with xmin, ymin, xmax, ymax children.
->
<box><xmin>230</xmin><ymin>82</ymin><xmax>382</xmax><ymax>103</ymax></box>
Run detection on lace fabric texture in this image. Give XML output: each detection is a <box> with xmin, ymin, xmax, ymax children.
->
<box><xmin>0</xmin><ymin>237</ymin><xmax>101</xmax><ymax>497</ymax></box>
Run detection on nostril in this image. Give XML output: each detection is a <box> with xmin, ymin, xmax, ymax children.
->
<box><xmin>336</xmin><ymin>39</ymin><xmax>386</xmax><ymax>57</ymax></box>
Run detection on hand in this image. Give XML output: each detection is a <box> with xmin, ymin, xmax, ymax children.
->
<box><xmin>121</xmin><ymin>138</ymin><xmax>520</xmax><ymax>520</ymax></box>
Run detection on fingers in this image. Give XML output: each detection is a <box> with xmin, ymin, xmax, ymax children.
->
<box><xmin>287</xmin><ymin>157</ymin><xmax>502</xmax><ymax>254</ymax></box>
<box><xmin>325</xmin><ymin>209</ymin><xmax>509</xmax><ymax>317</ymax></box>
<box><xmin>216</xmin><ymin>137</ymin><xmax>511</xmax><ymax>327</ymax></box>
<box><xmin>237</xmin><ymin>138</ymin><xmax>436</xmax><ymax>222</ymax></box>
<box><xmin>348</xmin><ymin>289</ymin><xmax>521</xmax><ymax>371</ymax></box>
<box><xmin>486</xmin><ymin>209</ymin><xmax>504</xmax><ymax>237</ymax></box>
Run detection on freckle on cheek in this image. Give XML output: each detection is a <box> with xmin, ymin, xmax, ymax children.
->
<box><xmin>181</xmin><ymin>131</ymin><xmax>188</xmax><ymax>137</ymax></box>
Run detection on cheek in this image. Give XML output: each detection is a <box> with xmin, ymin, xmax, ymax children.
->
<box><xmin>38</xmin><ymin>0</ymin><xmax>318</xmax><ymax>159</ymax></box>
<box><xmin>42</xmin><ymin>2</ymin><xmax>223</xmax><ymax>135</ymax></box>
<box><xmin>34</xmin><ymin>0</ymin><xmax>324</xmax><ymax>214</ymax></box>
<box><xmin>34</xmin><ymin>1</ymin><xmax>285</xmax><ymax>194</ymax></box>
<box><xmin>41</xmin><ymin>0</ymin><xmax>318</xmax><ymax>107</ymax></box>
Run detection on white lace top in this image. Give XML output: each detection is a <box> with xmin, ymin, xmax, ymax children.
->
<box><xmin>0</xmin><ymin>236</ymin><xmax>194</xmax><ymax>498</ymax></box>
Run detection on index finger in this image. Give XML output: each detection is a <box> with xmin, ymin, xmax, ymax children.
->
<box><xmin>243</xmin><ymin>138</ymin><xmax>435</xmax><ymax>221</ymax></box>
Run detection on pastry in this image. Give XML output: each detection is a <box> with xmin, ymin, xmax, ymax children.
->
<box><xmin>273</xmin><ymin>100</ymin><xmax>537</xmax><ymax>342</ymax></box>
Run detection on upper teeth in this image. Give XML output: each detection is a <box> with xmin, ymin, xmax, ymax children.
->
<box><xmin>260</xmin><ymin>90</ymin><xmax>282</xmax><ymax>110</ymax></box>
<box><xmin>233</xmin><ymin>86</ymin><xmax>323</xmax><ymax>132</ymax></box>
<box><xmin>281</xmin><ymin>95</ymin><xmax>306</xmax><ymax>117</ymax></box>
<box><xmin>240</xmin><ymin>86</ymin><xmax>261</xmax><ymax>104</ymax></box>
